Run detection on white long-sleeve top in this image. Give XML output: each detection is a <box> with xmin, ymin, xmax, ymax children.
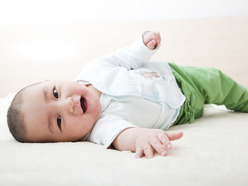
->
<box><xmin>76</xmin><ymin>32</ymin><xmax>185</xmax><ymax>148</ymax></box>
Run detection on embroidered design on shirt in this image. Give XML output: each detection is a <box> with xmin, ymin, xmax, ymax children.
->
<box><xmin>136</xmin><ymin>70</ymin><xmax>160</xmax><ymax>80</ymax></box>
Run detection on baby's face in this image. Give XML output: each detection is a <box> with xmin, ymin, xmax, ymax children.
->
<box><xmin>22</xmin><ymin>80</ymin><xmax>101</xmax><ymax>142</ymax></box>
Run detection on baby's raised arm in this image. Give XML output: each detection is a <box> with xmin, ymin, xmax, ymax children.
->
<box><xmin>113</xmin><ymin>127</ymin><xmax>183</xmax><ymax>158</ymax></box>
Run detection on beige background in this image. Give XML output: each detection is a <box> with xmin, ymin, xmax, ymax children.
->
<box><xmin>1</xmin><ymin>16</ymin><xmax>248</xmax><ymax>97</ymax></box>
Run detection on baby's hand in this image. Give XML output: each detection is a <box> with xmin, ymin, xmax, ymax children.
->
<box><xmin>142</xmin><ymin>31</ymin><xmax>161</xmax><ymax>50</ymax></box>
<box><xmin>135</xmin><ymin>129</ymin><xmax>183</xmax><ymax>158</ymax></box>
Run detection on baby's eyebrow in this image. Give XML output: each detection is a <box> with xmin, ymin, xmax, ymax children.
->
<box><xmin>42</xmin><ymin>87</ymin><xmax>54</xmax><ymax>134</ymax></box>
<box><xmin>43</xmin><ymin>87</ymin><xmax>48</xmax><ymax>102</ymax></box>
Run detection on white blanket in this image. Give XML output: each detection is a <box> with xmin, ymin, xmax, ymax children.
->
<box><xmin>1</xmin><ymin>94</ymin><xmax>248</xmax><ymax>186</ymax></box>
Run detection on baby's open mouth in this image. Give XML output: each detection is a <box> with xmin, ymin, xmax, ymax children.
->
<box><xmin>80</xmin><ymin>97</ymin><xmax>87</xmax><ymax>113</ymax></box>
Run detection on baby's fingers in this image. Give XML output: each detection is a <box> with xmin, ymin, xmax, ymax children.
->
<box><xmin>135</xmin><ymin>147</ymin><xmax>144</xmax><ymax>158</ymax></box>
<box><xmin>136</xmin><ymin>144</ymin><xmax>154</xmax><ymax>158</ymax></box>
<box><xmin>153</xmin><ymin>32</ymin><xmax>161</xmax><ymax>46</ymax></box>
<box><xmin>158</xmin><ymin>134</ymin><xmax>173</xmax><ymax>150</ymax></box>
<box><xmin>146</xmin><ymin>40</ymin><xmax>157</xmax><ymax>50</ymax></box>
<box><xmin>143</xmin><ymin>144</ymin><xmax>154</xmax><ymax>158</ymax></box>
<box><xmin>166</xmin><ymin>132</ymin><xmax>184</xmax><ymax>141</ymax></box>
<box><xmin>150</xmin><ymin>137</ymin><xmax>168</xmax><ymax>156</ymax></box>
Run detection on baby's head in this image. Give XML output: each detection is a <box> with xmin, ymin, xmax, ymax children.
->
<box><xmin>7</xmin><ymin>80</ymin><xmax>101</xmax><ymax>143</ymax></box>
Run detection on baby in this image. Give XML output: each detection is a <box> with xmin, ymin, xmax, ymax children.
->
<box><xmin>7</xmin><ymin>31</ymin><xmax>248</xmax><ymax>158</ymax></box>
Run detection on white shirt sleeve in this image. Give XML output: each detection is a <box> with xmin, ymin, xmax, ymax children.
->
<box><xmin>79</xmin><ymin>31</ymin><xmax>160</xmax><ymax>77</ymax></box>
<box><xmin>86</xmin><ymin>114</ymin><xmax>136</xmax><ymax>148</ymax></box>
<box><xmin>103</xmin><ymin>31</ymin><xmax>159</xmax><ymax>70</ymax></box>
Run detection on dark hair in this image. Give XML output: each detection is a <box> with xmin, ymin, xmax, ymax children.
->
<box><xmin>7</xmin><ymin>82</ymin><xmax>43</xmax><ymax>142</ymax></box>
<box><xmin>7</xmin><ymin>88</ymin><xmax>28</xmax><ymax>142</ymax></box>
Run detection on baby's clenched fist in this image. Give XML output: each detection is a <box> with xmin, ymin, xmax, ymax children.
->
<box><xmin>143</xmin><ymin>31</ymin><xmax>161</xmax><ymax>50</ymax></box>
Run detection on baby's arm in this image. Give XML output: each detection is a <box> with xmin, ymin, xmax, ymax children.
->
<box><xmin>113</xmin><ymin>127</ymin><xmax>183</xmax><ymax>158</ymax></box>
<box><xmin>104</xmin><ymin>31</ymin><xmax>161</xmax><ymax>69</ymax></box>
<box><xmin>79</xmin><ymin>31</ymin><xmax>162</xmax><ymax>77</ymax></box>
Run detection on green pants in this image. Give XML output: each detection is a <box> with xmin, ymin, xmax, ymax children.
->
<box><xmin>169</xmin><ymin>63</ymin><xmax>248</xmax><ymax>124</ymax></box>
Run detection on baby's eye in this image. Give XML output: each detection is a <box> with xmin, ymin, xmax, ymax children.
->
<box><xmin>53</xmin><ymin>87</ymin><xmax>58</xmax><ymax>99</ymax></box>
<box><xmin>57</xmin><ymin>115</ymin><xmax>62</xmax><ymax>130</ymax></box>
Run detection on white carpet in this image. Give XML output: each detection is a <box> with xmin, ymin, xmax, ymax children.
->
<box><xmin>1</xmin><ymin>93</ymin><xmax>248</xmax><ymax>186</ymax></box>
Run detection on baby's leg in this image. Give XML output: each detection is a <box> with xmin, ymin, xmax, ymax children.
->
<box><xmin>179</xmin><ymin>66</ymin><xmax>248</xmax><ymax>112</ymax></box>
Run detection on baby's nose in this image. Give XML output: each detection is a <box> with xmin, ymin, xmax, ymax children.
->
<box><xmin>62</xmin><ymin>97</ymin><xmax>74</xmax><ymax>113</ymax></box>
